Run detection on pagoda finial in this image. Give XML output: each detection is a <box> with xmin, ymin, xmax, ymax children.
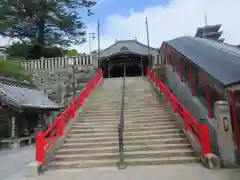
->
<box><xmin>204</xmin><ymin>11</ymin><xmax>208</xmax><ymax>26</ymax></box>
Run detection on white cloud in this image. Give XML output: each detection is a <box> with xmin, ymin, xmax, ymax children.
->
<box><xmin>0</xmin><ymin>36</ymin><xmax>11</xmax><ymax>46</ymax></box>
<box><xmin>1</xmin><ymin>0</ymin><xmax>240</xmax><ymax>53</ymax></box>
<box><xmin>76</xmin><ymin>0</ymin><xmax>240</xmax><ymax>52</ymax></box>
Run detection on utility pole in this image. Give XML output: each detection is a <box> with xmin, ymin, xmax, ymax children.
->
<box><xmin>203</xmin><ymin>11</ymin><xmax>208</xmax><ymax>38</ymax></box>
<box><xmin>97</xmin><ymin>20</ymin><xmax>100</xmax><ymax>68</ymax></box>
<box><xmin>88</xmin><ymin>32</ymin><xmax>96</xmax><ymax>55</ymax></box>
<box><xmin>72</xmin><ymin>58</ymin><xmax>76</xmax><ymax>99</ymax></box>
<box><xmin>145</xmin><ymin>17</ymin><xmax>151</xmax><ymax>68</ymax></box>
<box><xmin>89</xmin><ymin>33</ymin><xmax>92</xmax><ymax>55</ymax></box>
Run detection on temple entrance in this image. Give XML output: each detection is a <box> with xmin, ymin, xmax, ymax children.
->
<box><xmin>100</xmin><ymin>54</ymin><xmax>151</xmax><ymax>78</ymax></box>
<box><xmin>111</xmin><ymin>66</ymin><xmax>124</xmax><ymax>77</ymax></box>
<box><xmin>126</xmin><ymin>64</ymin><xmax>142</xmax><ymax>77</ymax></box>
<box><xmin>110</xmin><ymin>63</ymin><xmax>142</xmax><ymax>78</ymax></box>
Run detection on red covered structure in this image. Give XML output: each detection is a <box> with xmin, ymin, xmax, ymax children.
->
<box><xmin>159</xmin><ymin>36</ymin><xmax>240</xmax><ymax>156</ymax></box>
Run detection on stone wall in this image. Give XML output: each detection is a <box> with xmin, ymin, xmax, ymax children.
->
<box><xmin>32</xmin><ymin>65</ymin><xmax>97</xmax><ymax>107</ymax></box>
<box><xmin>19</xmin><ymin>55</ymin><xmax>99</xmax><ymax>70</ymax></box>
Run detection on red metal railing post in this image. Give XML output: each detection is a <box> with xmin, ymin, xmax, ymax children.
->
<box><xmin>70</xmin><ymin>103</ymin><xmax>76</xmax><ymax>119</ymax></box>
<box><xmin>183</xmin><ymin>113</ymin><xmax>190</xmax><ymax>131</ymax></box>
<box><xmin>35</xmin><ymin>70</ymin><xmax>103</xmax><ymax>165</ymax></box>
<box><xmin>200</xmin><ymin>124</ymin><xmax>211</xmax><ymax>156</ymax></box>
<box><xmin>57</xmin><ymin>119</ymin><xmax>64</xmax><ymax>136</ymax></box>
<box><xmin>172</xmin><ymin>96</ymin><xmax>177</xmax><ymax>113</ymax></box>
<box><xmin>36</xmin><ymin>132</ymin><xmax>45</xmax><ymax>164</ymax></box>
<box><xmin>147</xmin><ymin>68</ymin><xmax>213</xmax><ymax>159</ymax></box>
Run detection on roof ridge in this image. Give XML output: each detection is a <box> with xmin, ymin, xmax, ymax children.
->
<box><xmin>188</xmin><ymin>36</ymin><xmax>240</xmax><ymax>58</ymax></box>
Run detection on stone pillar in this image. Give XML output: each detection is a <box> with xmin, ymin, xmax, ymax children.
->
<box><xmin>214</xmin><ymin>101</ymin><xmax>236</xmax><ymax>167</ymax></box>
<box><xmin>11</xmin><ymin>116</ymin><xmax>19</xmax><ymax>149</ymax></box>
<box><xmin>40</xmin><ymin>57</ymin><xmax>44</xmax><ymax>69</ymax></box>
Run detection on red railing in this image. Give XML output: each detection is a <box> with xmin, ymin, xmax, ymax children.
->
<box><xmin>36</xmin><ymin>69</ymin><xmax>103</xmax><ymax>164</ymax></box>
<box><xmin>146</xmin><ymin>67</ymin><xmax>211</xmax><ymax>157</ymax></box>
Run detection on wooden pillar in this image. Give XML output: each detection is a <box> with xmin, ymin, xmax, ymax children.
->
<box><xmin>164</xmin><ymin>45</ymin><xmax>168</xmax><ymax>64</ymax></box>
<box><xmin>170</xmin><ymin>48</ymin><xmax>174</xmax><ymax>71</ymax></box>
<box><xmin>189</xmin><ymin>68</ymin><xmax>194</xmax><ymax>96</ymax></box>
<box><xmin>179</xmin><ymin>60</ymin><xmax>183</xmax><ymax>81</ymax></box>
<box><xmin>205</xmin><ymin>76</ymin><xmax>212</xmax><ymax>118</ymax></box>
<box><xmin>124</xmin><ymin>65</ymin><xmax>126</xmax><ymax>77</ymax></box>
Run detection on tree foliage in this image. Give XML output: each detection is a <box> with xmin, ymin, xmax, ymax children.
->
<box><xmin>0</xmin><ymin>0</ymin><xmax>96</xmax><ymax>47</ymax></box>
<box><xmin>66</xmin><ymin>49</ymin><xmax>78</xmax><ymax>56</ymax></box>
<box><xmin>6</xmin><ymin>42</ymin><xmax>66</xmax><ymax>59</ymax></box>
<box><xmin>0</xmin><ymin>59</ymin><xmax>32</xmax><ymax>82</ymax></box>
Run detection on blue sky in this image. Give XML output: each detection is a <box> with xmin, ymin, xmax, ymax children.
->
<box><xmin>85</xmin><ymin>0</ymin><xmax>169</xmax><ymax>32</ymax></box>
<box><xmin>73</xmin><ymin>0</ymin><xmax>240</xmax><ymax>53</ymax></box>
<box><xmin>1</xmin><ymin>0</ymin><xmax>238</xmax><ymax>53</ymax></box>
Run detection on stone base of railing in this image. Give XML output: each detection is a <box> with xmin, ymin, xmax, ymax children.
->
<box><xmin>0</xmin><ymin>136</ymin><xmax>35</xmax><ymax>150</ymax></box>
<box><xmin>27</xmin><ymin>161</ymin><xmax>44</xmax><ymax>177</ymax></box>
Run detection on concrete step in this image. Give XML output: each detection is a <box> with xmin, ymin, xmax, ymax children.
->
<box><xmin>66</xmin><ymin>132</ymin><xmax>184</xmax><ymax>143</ymax></box>
<box><xmin>83</xmin><ymin>107</ymin><xmax>167</xmax><ymax>114</ymax></box>
<box><xmin>86</xmin><ymin>104</ymin><xmax>163</xmax><ymax>109</ymax></box>
<box><xmin>71</xmin><ymin>123</ymin><xmax>177</xmax><ymax>131</ymax></box>
<box><xmin>124</xmin><ymin>108</ymin><xmax>167</xmax><ymax>112</ymax></box>
<box><xmin>68</xmin><ymin>128</ymin><xmax>181</xmax><ymax>137</ymax></box>
<box><xmin>79</xmin><ymin>113</ymin><xmax>172</xmax><ymax>119</ymax></box>
<box><xmin>70</xmin><ymin>124</ymin><xmax>177</xmax><ymax>134</ymax></box>
<box><xmin>77</xmin><ymin>115</ymin><xmax>172</xmax><ymax>122</ymax></box>
<box><xmin>81</xmin><ymin>112</ymin><xmax>120</xmax><ymax>116</ymax></box>
<box><xmin>125</xmin><ymin>156</ymin><xmax>199</xmax><ymax>166</ymax></box>
<box><xmin>63</xmin><ymin>137</ymin><xmax>189</xmax><ymax>149</ymax></box>
<box><xmin>50</xmin><ymin>159</ymin><xmax>118</xmax><ymax>169</ymax></box>
<box><xmin>74</xmin><ymin>118</ymin><xmax>174</xmax><ymax>126</ymax></box>
<box><xmin>123</xmin><ymin>104</ymin><xmax>165</xmax><ymax>108</ymax></box>
<box><xmin>72</xmin><ymin>120</ymin><xmax>176</xmax><ymax>128</ymax></box>
<box><xmin>54</xmin><ymin>149</ymin><xmax>195</xmax><ymax>161</ymax></box>
<box><xmin>87</xmin><ymin>100</ymin><xmax>120</xmax><ymax>103</ymax></box>
<box><xmin>66</xmin><ymin>133</ymin><xmax>184</xmax><ymax>143</ymax></box>
<box><xmin>58</xmin><ymin>143</ymin><xmax>192</xmax><ymax>155</ymax></box>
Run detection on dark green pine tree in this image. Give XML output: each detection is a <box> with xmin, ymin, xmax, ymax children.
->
<box><xmin>0</xmin><ymin>0</ymin><xmax>96</xmax><ymax>47</ymax></box>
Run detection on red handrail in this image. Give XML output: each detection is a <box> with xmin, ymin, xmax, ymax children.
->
<box><xmin>146</xmin><ymin>67</ymin><xmax>211</xmax><ymax>157</ymax></box>
<box><xmin>36</xmin><ymin>70</ymin><xmax>103</xmax><ymax>164</ymax></box>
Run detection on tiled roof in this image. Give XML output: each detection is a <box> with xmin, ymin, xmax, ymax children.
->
<box><xmin>98</xmin><ymin>40</ymin><xmax>158</xmax><ymax>58</ymax></box>
<box><xmin>0</xmin><ymin>81</ymin><xmax>60</xmax><ymax>110</ymax></box>
<box><xmin>165</xmin><ymin>36</ymin><xmax>240</xmax><ymax>87</ymax></box>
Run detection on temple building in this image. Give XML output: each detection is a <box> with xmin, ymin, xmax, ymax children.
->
<box><xmin>0</xmin><ymin>77</ymin><xmax>60</xmax><ymax>149</ymax></box>
<box><xmin>194</xmin><ymin>24</ymin><xmax>224</xmax><ymax>42</ymax></box>
<box><xmin>97</xmin><ymin>40</ymin><xmax>160</xmax><ymax>78</ymax></box>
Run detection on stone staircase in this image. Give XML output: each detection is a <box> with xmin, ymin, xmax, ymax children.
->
<box><xmin>50</xmin><ymin>76</ymin><xmax>198</xmax><ymax>169</ymax></box>
<box><xmin>50</xmin><ymin>78</ymin><xmax>123</xmax><ymax>169</ymax></box>
<box><xmin>122</xmin><ymin>77</ymin><xmax>198</xmax><ymax>165</ymax></box>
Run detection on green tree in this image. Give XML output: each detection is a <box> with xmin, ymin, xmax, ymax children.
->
<box><xmin>66</xmin><ymin>49</ymin><xmax>78</xmax><ymax>56</ymax></box>
<box><xmin>0</xmin><ymin>60</ymin><xmax>32</xmax><ymax>82</ymax></box>
<box><xmin>0</xmin><ymin>0</ymin><xmax>96</xmax><ymax>48</ymax></box>
<box><xmin>5</xmin><ymin>41</ymin><xmax>32</xmax><ymax>58</ymax></box>
<box><xmin>6</xmin><ymin>42</ymin><xmax>66</xmax><ymax>59</ymax></box>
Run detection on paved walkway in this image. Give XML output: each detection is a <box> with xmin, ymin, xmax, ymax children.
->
<box><xmin>0</xmin><ymin>146</ymin><xmax>240</xmax><ymax>180</ymax></box>
<box><xmin>0</xmin><ymin>145</ymin><xmax>35</xmax><ymax>180</ymax></box>
<box><xmin>29</xmin><ymin>164</ymin><xmax>240</xmax><ymax>180</ymax></box>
